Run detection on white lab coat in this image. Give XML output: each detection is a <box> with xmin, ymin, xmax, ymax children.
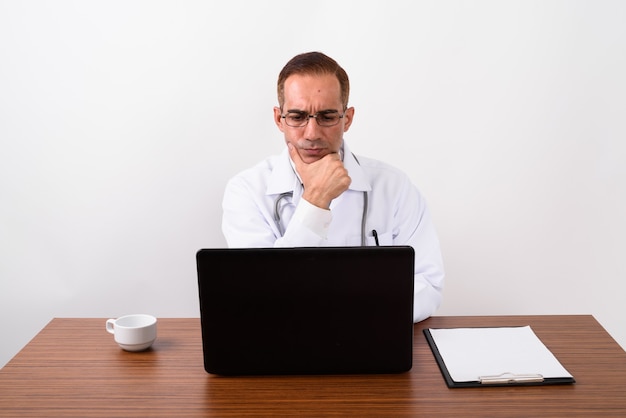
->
<box><xmin>222</xmin><ymin>141</ymin><xmax>444</xmax><ymax>322</ymax></box>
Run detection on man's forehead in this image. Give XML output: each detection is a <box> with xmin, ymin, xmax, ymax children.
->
<box><xmin>283</xmin><ymin>74</ymin><xmax>342</xmax><ymax>107</ymax></box>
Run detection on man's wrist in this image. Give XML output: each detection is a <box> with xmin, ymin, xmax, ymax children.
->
<box><xmin>301</xmin><ymin>190</ymin><xmax>331</xmax><ymax>209</ymax></box>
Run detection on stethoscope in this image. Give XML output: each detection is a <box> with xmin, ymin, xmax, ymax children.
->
<box><xmin>273</xmin><ymin>153</ymin><xmax>372</xmax><ymax>246</ymax></box>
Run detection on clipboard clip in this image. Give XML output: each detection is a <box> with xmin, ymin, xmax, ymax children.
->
<box><xmin>479</xmin><ymin>372</ymin><xmax>544</xmax><ymax>384</ymax></box>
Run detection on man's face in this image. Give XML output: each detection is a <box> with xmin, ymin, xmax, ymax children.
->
<box><xmin>274</xmin><ymin>73</ymin><xmax>354</xmax><ymax>164</ymax></box>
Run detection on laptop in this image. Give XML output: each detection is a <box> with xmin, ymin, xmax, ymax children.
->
<box><xmin>196</xmin><ymin>246</ymin><xmax>415</xmax><ymax>375</ymax></box>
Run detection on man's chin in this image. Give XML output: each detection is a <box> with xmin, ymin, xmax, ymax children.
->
<box><xmin>299</xmin><ymin>150</ymin><xmax>327</xmax><ymax>164</ymax></box>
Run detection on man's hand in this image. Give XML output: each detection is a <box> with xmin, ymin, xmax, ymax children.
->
<box><xmin>288</xmin><ymin>143</ymin><xmax>351</xmax><ymax>209</ymax></box>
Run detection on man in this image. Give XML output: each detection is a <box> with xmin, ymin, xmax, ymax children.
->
<box><xmin>222</xmin><ymin>52</ymin><xmax>444</xmax><ymax>322</ymax></box>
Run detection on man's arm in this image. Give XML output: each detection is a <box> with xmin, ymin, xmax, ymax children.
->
<box><xmin>393</xmin><ymin>176</ymin><xmax>444</xmax><ymax>322</ymax></box>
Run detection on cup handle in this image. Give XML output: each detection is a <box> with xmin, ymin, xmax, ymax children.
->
<box><xmin>105</xmin><ymin>319</ymin><xmax>116</xmax><ymax>334</ymax></box>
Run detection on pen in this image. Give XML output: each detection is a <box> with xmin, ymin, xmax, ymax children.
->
<box><xmin>372</xmin><ymin>230</ymin><xmax>380</xmax><ymax>246</ymax></box>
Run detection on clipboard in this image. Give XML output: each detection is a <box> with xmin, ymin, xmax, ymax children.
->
<box><xmin>423</xmin><ymin>326</ymin><xmax>576</xmax><ymax>388</ymax></box>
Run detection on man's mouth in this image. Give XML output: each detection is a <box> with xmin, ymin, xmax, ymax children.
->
<box><xmin>302</xmin><ymin>148</ymin><xmax>325</xmax><ymax>156</ymax></box>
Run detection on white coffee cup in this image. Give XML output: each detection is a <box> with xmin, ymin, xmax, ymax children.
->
<box><xmin>106</xmin><ymin>314</ymin><xmax>157</xmax><ymax>352</ymax></box>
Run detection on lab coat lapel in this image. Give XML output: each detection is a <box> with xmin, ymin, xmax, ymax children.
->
<box><xmin>266</xmin><ymin>149</ymin><xmax>300</xmax><ymax>196</ymax></box>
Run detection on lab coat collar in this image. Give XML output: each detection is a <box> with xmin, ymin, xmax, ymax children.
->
<box><xmin>265</xmin><ymin>141</ymin><xmax>371</xmax><ymax>196</ymax></box>
<box><xmin>342</xmin><ymin>141</ymin><xmax>371</xmax><ymax>192</ymax></box>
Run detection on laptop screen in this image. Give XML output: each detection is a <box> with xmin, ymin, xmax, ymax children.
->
<box><xmin>196</xmin><ymin>246</ymin><xmax>415</xmax><ymax>375</ymax></box>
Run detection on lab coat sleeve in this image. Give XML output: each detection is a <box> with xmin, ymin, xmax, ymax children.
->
<box><xmin>394</xmin><ymin>176</ymin><xmax>445</xmax><ymax>323</ymax></box>
<box><xmin>279</xmin><ymin>199</ymin><xmax>332</xmax><ymax>245</ymax></box>
<box><xmin>411</xmin><ymin>204</ymin><xmax>444</xmax><ymax>323</ymax></box>
<box><xmin>222</xmin><ymin>174</ymin><xmax>331</xmax><ymax>248</ymax></box>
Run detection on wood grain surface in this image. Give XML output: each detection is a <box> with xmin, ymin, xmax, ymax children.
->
<box><xmin>1</xmin><ymin>315</ymin><xmax>625</xmax><ymax>417</ymax></box>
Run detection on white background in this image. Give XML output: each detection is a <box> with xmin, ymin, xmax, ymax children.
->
<box><xmin>1</xmin><ymin>0</ymin><xmax>624</xmax><ymax>367</ymax></box>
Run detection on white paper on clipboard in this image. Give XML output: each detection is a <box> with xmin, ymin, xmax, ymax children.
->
<box><xmin>427</xmin><ymin>326</ymin><xmax>573</xmax><ymax>383</ymax></box>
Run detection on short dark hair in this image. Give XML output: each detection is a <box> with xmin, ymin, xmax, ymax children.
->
<box><xmin>277</xmin><ymin>52</ymin><xmax>350</xmax><ymax>110</ymax></box>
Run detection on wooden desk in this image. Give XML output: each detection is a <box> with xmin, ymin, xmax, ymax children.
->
<box><xmin>1</xmin><ymin>315</ymin><xmax>625</xmax><ymax>417</ymax></box>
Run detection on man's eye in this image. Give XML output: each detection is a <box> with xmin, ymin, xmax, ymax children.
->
<box><xmin>320</xmin><ymin>114</ymin><xmax>338</xmax><ymax>122</ymax></box>
<box><xmin>288</xmin><ymin>113</ymin><xmax>306</xmax><ymax>121</ymax></box>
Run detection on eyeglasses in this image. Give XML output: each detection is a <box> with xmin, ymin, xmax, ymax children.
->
<box><xmin>281</xmin><ymin>110</ymin><xmax>346</xmax><ymax>127</ymax></box>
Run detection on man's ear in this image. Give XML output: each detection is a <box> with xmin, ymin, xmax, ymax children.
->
<box><xmin>343</xmin><ymin>107</ymin><xmax>355</xmax><ymax>132</ymax></box>
<box><xmin>274</xmin><ymin>107</ymin><xmax>285</xmax><ymax>132</ymax></box>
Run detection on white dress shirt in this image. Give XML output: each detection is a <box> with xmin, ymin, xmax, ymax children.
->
<box><xmin>222</xmin><ymin>141</ymin><xmax>444</xmax><ymax>322</ymax></box>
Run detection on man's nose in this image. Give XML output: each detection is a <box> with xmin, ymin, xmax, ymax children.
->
<box><xmin>303</xmin><ymin>116</ymin><xmax>322</xmax><ymax>138</ymax></box>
